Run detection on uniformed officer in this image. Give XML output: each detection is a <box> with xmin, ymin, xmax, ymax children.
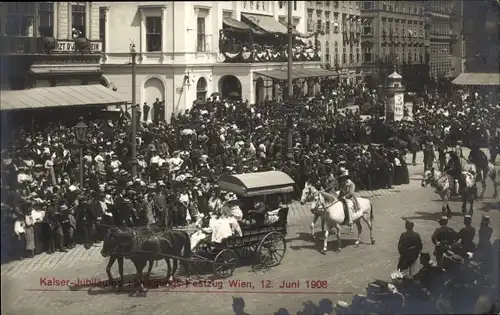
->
<box><xmin>431</xmin><ymin>216</ymin><xmax>459</xmax><ymax>268</ymax></box>
<box><xmin>458</xmin><ymin>215</ymin><xmax>476</xmax><ymax>253</ymax></box>
<box><xmin>337</xmin><ymin>168</ymin><xmax>359</xmax><ymax>226</ymax></box>
<box><xmin>397</xmin><ymin>220</ymin><xmax>423</xmax><ymax>277</ymax></box>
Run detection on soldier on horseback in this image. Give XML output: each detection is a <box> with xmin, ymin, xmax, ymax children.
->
<box><xmin>337</xmin><ymin>168</ymin><xmax>359</xmax><ymax>226</ymax></box>
<box><xmin>444</xmin><ymin>151</ymin><xmax>465</xmax><ymax>194</ymax></box>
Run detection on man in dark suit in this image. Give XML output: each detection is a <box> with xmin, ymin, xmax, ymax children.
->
<box><xmin>44</xmin><ymin>202</ymin><xmax>68</xmax><ymax>254</ymax></box>
<box><xmin>153</xmin><ymin>98</ymin><xmax>161</xmax><ymax>123</ymax></box>
<box><xmin>152</xmin><ymin>184</ymin><xmax>169</xmax><ymax>227</ymax></box>
<box><xmin>143</xmin><ymin>102</ymin><xmax>150</xmax><ymax>121</ymax></box>
<box><xmin>397</xmin><ymin>219</ymin><xmax>423</xmax><ymax>277</ymax></box>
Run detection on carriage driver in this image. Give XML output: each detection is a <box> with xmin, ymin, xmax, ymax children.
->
<box><xmin>337</xmin><ymin>168</ymin><xmax>359</xmax><ymax>227</ymax></box>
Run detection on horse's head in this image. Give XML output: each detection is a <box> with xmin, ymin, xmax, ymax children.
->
<box><xmin>300</xmin><ymin>182</ymin><xmax>316</xmax><ymax>205</ymax></box>
<box><xmin>100</xmin><ymin>227</ymin><xmax>135</xmax><ymax>257</ymax></box>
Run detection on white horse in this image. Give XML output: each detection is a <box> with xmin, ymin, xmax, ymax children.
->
<box><xmin>301</xmin><ymin>183</ymin><xmax>375</xmax><ymax>253</ymax></box>
<box><xmin>421</xmin><ymin>168</ymin><xmax>477</xmax><ymax>217</ymax></box>
<box><xmin>301</xmin><ymin>182</ymin><xmax>351</xmax><ymax>238</ymax></box>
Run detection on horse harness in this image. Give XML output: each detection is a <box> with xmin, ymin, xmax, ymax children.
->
<box><xmin>123</xmin><ymin>228</ymin><xmax>173</xmax><ymax>258</ymax></box>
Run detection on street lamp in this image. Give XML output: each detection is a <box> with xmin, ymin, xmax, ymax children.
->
<box><xmin>130</xmin><ymin>43</ymin><xmax>138</xmax><ymax>178</ymax></box>
<box><xmin>74</xmin><ymin>118</ymin><xmax>88</xmax><ymax>188</ymax></box>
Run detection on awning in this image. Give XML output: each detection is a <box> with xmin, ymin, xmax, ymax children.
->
<box><xmin>255</xmin><ymin>67</ymin><xmax>338</xmax><ymax>81</ymax></box>
<box><xmin>0</xmin><ymin>85</ymin><xmax>130</xmax><ymax>111</ymax></box>
<box><xmin>218</xmin><ymin>171</ymin><xmax>295</xmax><ymax>197</ymax></box>
<box><xmin>452</xmin><ymin>73</ymin><xmax>500</xmax><ymax>86</ymax></box>
<box><xmin>242</xmin><ymin>13</ymin><xmax>288</xmax><ymax>34</ymax></box>
<box><xmin>223</xmin><ymin>18</ymin><xmax>251</xmax><ymax>31</ymax></box>
<box><xmin>30</xmin><ymin>63</ymin><xmax>102</xmax><ymax>75</ymax></box>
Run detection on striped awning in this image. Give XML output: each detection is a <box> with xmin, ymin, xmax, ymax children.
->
<box><xmin>242</xmin><ymin>13</ymin><xmax>288</xmax><ymax>34</ymax></box>
<box><xmin>452</xmin><ymin>73</ymin><xmax>500</xmax><ymax>86</ymax></box>
<box><xmin>255</xmin><ymin>67</ymin><xmax>338</xmax><ymax>81</ymax></box>
<box><xmin>0</xmin><ymin>85</ymin><xmax>130</xmax><ymax>111</ymax></box>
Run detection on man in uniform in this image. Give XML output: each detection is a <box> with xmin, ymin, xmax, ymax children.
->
<box><xmin>431</xmin><ymin>216</ymin><xmax>459</xmax><ymax>268</ymax></box>
<box><xmin>337</xmin><ymin>168</ymin><xmax>359</xmax><ymax>227</ymax></box>
<box><xmin>397</xmin><ymin>219</ymin><xmax>423</xmax><ymax>278</ymax></box>
<box><xmin>458</xmin><ymin>215</ymin><xmax>476</xmax><ymax>254</ymax></box>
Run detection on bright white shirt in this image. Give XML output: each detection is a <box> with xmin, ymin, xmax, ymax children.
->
<box><xmin>204</xmin><ymin>216</ymin><xmax>242</xmax><ymax>243</ymax></box>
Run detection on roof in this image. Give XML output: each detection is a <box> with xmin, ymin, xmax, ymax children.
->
<box><xmin>242</xmin><ymin>13</ymin><xmax>288</xmax><ymax>34</ymax></box>
<box><xmin>0</xmin><ymin>85</ymin><xmax>130</xmax><ymax>111</ymax></box>
<box><xmin>30</xmin><ymin>63</ymin><xmax>102</xmax><ymax>75</ymax></box>
<box><xmin>452</xmin><ymin>73</ymin><xmax>500</xmax><ymax>86</ymax></box>
<box><xmin>255</xmin><ymin>67</ymin><xmax>338</xmax><ymax>81</ymax></box>
<box><xmin>218</xmin><ymin>171</ymin><xmax>295</xmax><ymax>196</ymax></box>
<box><xmin>388</xmin><ymin>71</ymin><xmax>402</xmax><ymax>80</ymax></box>
<box><xmin>223</xmin><ymin>18</ymin><xmax>251</xmax><ymax>31</ymax></box>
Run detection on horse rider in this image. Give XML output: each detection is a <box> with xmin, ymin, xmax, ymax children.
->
<box><xmin>444</xmin><ymin>151</ymin><xmax>465</xmax><ymax>195</ymax></box>
<box><xmin>431</xmin><ymin>216</ymin><xmax>459</xmax><ymax>268</ymax></box>
<box><xmin>458</xmin><ymin>215</ymin><xmax>476</xmax><ymax>254</ymax></box>
<box><xmin>437</xmin><ymin>137</ymin><xmax>448</xmax><ymax>172</ymax></box>
<box><xmin>468</xmin><ymin>142</ymin><xmax>488</xmax><ymax>181</ymax></box>
<box><xmin>324</xmin><ymin>166</ymin><xmax>339</xmax><ymax>194</ymax></box>
<box><xmin>423</xmin><ymin>141</ymin><xmax>435</xmax><ymax>172</ymax></box>
<box><xmin>337</xmin><ymin>168</ymin><xmax>359</xmax><ymax>227</ymax></box>
<box><xmin>397</xmin><ymin>219</ymin><xmax>423</xmax><ymax>278</ymax></box>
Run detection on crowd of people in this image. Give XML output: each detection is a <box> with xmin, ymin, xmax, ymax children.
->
<box><xmin>1</xmin><ymin>83</ymin><xmax>499</xmax><ymax>264</ymax></box>
<box><xmin>219</xmin><ymin>28</ymin><xmax>321</xmax><ymax>63</ymax></box>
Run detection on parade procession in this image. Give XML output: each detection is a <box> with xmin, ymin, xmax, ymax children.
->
<box><xmin>1</xmin><ymin>1</ymin><xmax>499</xmax><ymax>315</ymax></box>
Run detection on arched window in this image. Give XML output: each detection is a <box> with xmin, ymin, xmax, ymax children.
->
<box><xmin>197</xmin><ymin>77</ymin><xmax>207</xmax><ymax>101</ymax></box>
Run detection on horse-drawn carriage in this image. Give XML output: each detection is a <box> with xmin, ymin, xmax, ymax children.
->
<box><xmin>191</xmin><ymin>170</ymin><xmax>293</xmax><ymax>278</ymax></box>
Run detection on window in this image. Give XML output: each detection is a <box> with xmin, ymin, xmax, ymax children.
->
<box><xmin>307</xmin><ymin>10</ymin><xmax>314</xmax><ymax>32</ymax></box>
<box><xmin>325</xmin><ymin>12</ymin><xmax>330</xmax><ymax>33</ymax></box>
<box><xmin>325</xmin><ymin>41</ymin><xmax>330</xmax><ymax>63</ymax></box>
<box><xmin>99</xmin><ymin>8</ymin><xmax>106</xmax><ymax>52</ymax></box>
<box><xmin>72</xmin><ymin>3</ymin><xmax>86</xmax><ymax>38</ymax></box>
<box><xmin>363</xmin><ymin>1</ymin><xmax>373</xmax><ymax>10</ymax></box>
<box><xmin>363</xmin><ymin>47</ymin><xmax>372</xmax><ymax>62</ymax></box>
<box><xmin>356</xmin><ymin>47</ymin><xmax>360</xmax><ymax>63</ymax></box>
<box><xmin>349</xmin><ymin>52</ymin><xmax>353</xmax><ymax>64</ymax></box>
<box><xmin>316</xmin><ymin>10</ymin><xmax>322</xmax><ymax>32</ymax></box>
<box><xmin>39</xmin><ymin>2</ymin><xmax>54</xmax><ymax>37</ymax></box>
<box><xmin>342</xmin><ymin>47</ymin><xmax>347</xmax><ymax>64</ymax></box>
<box><xmin>5</xmin><ymin>3</ymin><xmax>35</xmax><ymax>37</ymax></box>
<box><xmin>197</xmin><ymin>77</ymin><xmax>208</xmax><ymax>101</ymax></box>
<box><xmin>363</xmin><ymin>19</ymin><xmax>372</xmax><ymax>35</ymax></box>
<box><xmin>146</xmin><ymin>17</ymin><xmax>162</xmax><ymax>52</ymax></box>
<box><xmin>294</xmin><ymin>1</ymin><xmax>297</xmax><ymax>10</ymax></box>
<box><xmin>279</xmin><ymin>1</ymin><xmax>284</xmax><ymax>8</ymax></box>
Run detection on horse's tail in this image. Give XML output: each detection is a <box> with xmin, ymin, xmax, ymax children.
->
<box><xmin>370</xmin><ymin>203</ymin><xmax>374</xmax><ymax>222</ymax></box>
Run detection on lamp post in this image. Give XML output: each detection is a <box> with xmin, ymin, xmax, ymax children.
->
<box><xmin>286</xmin><ymin>0</ymin><xmax>294</xmax><ymax>159</ymax></box>
<box><xmin>74</xmin><ymin>118</ymin><xmax>88</xmax><ymax>188</ymax></box>
<box><xmin>130</xmin><ymin>43</ymin><xmax>138</xmax><ymax>178</ymax></box>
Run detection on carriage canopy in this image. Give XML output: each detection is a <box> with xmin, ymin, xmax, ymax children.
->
<box><xmin>218</xmin><ymin>171</ymin><xmax>295</xmax><ymax>197</ymax></box>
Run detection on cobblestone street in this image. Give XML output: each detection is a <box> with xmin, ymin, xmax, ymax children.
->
<box><xmin>2</xmin><ymin>150</ymin><xmax>499</xmax><ymax>315</ymax></box>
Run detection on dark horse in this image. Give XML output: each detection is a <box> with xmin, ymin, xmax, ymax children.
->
<box><xmin>100</xmin><ymin>226</ymin><xmax>192</xmax><ymax>292</ymax></box>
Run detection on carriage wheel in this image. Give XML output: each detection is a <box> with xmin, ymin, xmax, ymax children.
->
<box><xmin>257</xmin><ymin>232</ymin><xmax>286</xmax><ymax>268</ymax></box>
<box><xmin>238</xmin><ymin>243</ymin><xmax>257</xmax><ymax>260</ymax></box>
<box><xmin>192</xmin><ymin>240</ymin><xmax>214</xmax><ymax>271</ymax></box>
<box><xmin>213</xmin><ymin>249</ymin><xmax>238</xmax><ymax>278</ymax></box>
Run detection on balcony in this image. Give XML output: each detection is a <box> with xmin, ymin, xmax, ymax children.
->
<box><xmin>0</xmin><ymin>37</ymin><xmax>39</xmax><ymax>54</ymax></box>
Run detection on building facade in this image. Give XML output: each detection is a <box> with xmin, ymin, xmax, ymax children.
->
<box><xmin>359</xmin><ymin>1</ymin><xmax>427</xmax><ymax>89</ymax></box>
<box><xmin>0</xmin><ymin>2</ymin><xmax>103</xmax><ymax>90</ymax></box>
<box><xmin>463</xmin><ymin>0</ymin><xmax>499</xmax><ymax>73</ymax></box>
<box><xmin>424</xmin><ymin>0</ymin><xmax>463</xmax><ymax>79</ymax></box>
<box><xmin>99</xmin><ymin>1</ymin><xmax>325</xmax><ymax>122</ymax></box>
<box><xmin>305</xmin><ymin>0</ymin><xmax>362</xmax><ymax>84</ymax></box>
